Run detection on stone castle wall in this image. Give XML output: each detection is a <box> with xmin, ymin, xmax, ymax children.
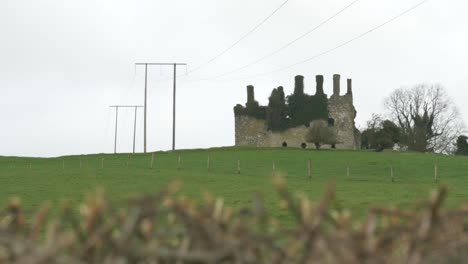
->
<box><xmin>235</xmin><ymin>115</ymin><xmax>312</xmax><ymax>148</ymax></box>
<box><xmin>234</xmin><ymin>74</ymin><xmax>360</xmax><ymax>149</ymax></box>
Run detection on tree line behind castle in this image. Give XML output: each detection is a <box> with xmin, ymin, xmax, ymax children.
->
<box><xmin>234</xmin><ymin>74</ymin><xmax>467</xmax><ymax>154</ymax></box>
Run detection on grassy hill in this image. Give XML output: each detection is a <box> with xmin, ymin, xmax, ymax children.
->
<box><xmin>1</xmin><ymin>147</ymin><xmax>467</xmax><ymax>223</ymax></box>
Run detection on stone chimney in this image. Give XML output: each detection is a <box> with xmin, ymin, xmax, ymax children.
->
<box><xmin>347</xmin><ymin>79</ymin><xmax>352</xmax><ymax>95</ymax></box>
<box><xmin>333</xmin><ymin>74</ymin><xmax>340</xmax><ymax>96</ymax></box>
<box><xmin>294</xmin><ymin>75</ymin><xmax>304</xmax><ymax>95</ymax></box>
<box><xmin>315</xmin><ymin>75</ymin><xmax>324</xmax><ymax>95</ymax></box>
<box><xmin>247</xmin><ymin>85</ymin><xmax>255</xmax><ymax>103</ymax></box>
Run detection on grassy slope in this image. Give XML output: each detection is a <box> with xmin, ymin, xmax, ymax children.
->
<box><xmin>1</xmin><ymin>147</ymin><xmax>468</xmax><ymax>223</ymax></box>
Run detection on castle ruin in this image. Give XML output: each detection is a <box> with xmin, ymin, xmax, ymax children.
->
<box><xmin>233</xmin><ymin>74</ymin><xmax>360</xmax><ymax>149</ymax></box>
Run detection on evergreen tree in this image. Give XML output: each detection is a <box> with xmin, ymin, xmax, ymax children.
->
<box><xmin>361</xmin><ymin>115</ymin><xmax>400</xmax><ymax>151</ymax></box>
<box><xmin>266</xmin><ymin>87</ymin><xmax>289</xmax><ymax>131</ymax></box>
<box><xmin>455</xmin><ymin>135</ymin><xmax>468</xmax><ymax>155</ymax></box>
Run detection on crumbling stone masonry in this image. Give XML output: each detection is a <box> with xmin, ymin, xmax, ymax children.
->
<box><xmin>234</xmin><ymin>74</ymin><xmax>361</xmax><ymax>149</ymax></box>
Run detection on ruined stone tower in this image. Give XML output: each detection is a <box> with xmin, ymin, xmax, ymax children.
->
<box><xmin>233</xmin><ymin>74</ymin><xmax>360</xmax><ymax>149</ymax></box>
<box><xmin>327</xmin><ymin>74</ymin><xmax>359</xmax><ymax>149</ymax></box>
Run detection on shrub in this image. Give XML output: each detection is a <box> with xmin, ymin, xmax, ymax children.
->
<box><xmin>305</xmin><ymin>119</ymin><xmax>337</xmax><ymax>149</ymax></box>
<box><xmin>0</xmin><ymin>181</ymin><xmax>467</xmax><ymax>263</ymax></box>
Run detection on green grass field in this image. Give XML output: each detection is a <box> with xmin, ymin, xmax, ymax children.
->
<box><xmin>1</xmin><ymin>147</ymin><xmax>468</xmax><ymax>223</ymax></box>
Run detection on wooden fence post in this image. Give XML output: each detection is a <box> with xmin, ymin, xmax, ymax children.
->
<box><xmin>346</xmin><ymin>162</ymin><xmax>350</xmax><ymax>177</ymax></box>
<box><xmin>207</xmin><ymin>155</ymin><xmax>211</xmax><ymax>172</ymax></box>
<box><xmin>391</xmin><ymin>163</ymin><xmax>394</xmax><ymax>182</ymax></box>
<box><xmin>272</xmin><ymin>160</ymin><xmax>276</xmax><ymax>176</ymax></box>
<box><xmin>150</xmin><ymin>153</ymin><xmax>154</xmax><ymax>169</ymax></box>
<box><xmin>178</xmin><ymin>154</ymin><xmax>181</xmax><ymax>171</ymax></box>
<box><xmin>237</xmin><ymin>159</ymin><xmax>241</xmax><ymax>174</ymax></box>
<box><xmin>308</xmin><ymin>159</ymin><xmax>312</xmax><ymax>179</ymax></box>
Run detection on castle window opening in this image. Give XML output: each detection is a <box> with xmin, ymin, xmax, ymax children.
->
<box><xmin>282</xmin><ymin>142</ymin><xmax>288</xmax><ymax>147</ymax></box>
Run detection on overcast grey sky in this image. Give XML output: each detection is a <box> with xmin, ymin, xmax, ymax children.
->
<box><xmin>1</xmin><ymin>0</ymin><xmax>467</xmax><ymax>157</ymax></box>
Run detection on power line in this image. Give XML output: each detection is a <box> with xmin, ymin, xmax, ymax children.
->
<box><xmin>187</xmin><ymin>0</ymin><xmax>291</xmax><ymax>75</ymax></box>
<box><xmin>208</xmin><ymin>0</ymin><xmax>361</xmax><ymax>79</ymax></box>
<box><xmin>214</xmin><ymin>0</ymin><xmax>430</xmax><ymax>82</ymax></box>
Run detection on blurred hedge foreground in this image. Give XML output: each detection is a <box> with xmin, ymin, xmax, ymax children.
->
<box><xmin>1</xmin><ymin>177</ymin><xmax>468</xmax><ymax>264</ymax></box>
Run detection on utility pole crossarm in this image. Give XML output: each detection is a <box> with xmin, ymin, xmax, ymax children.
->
<box><xmin>135</xmin><ymin>63</ymin><xmax>187</xmax><ymax>66</ymax></box>
<box><xmin>109</xmin><ymin>106</ymin><xmax>144</xmax><ymax>108</ymax></box>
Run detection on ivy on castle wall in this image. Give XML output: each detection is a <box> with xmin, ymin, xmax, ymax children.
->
<box><xmin>235</xmin><ymin>85</ymin><xmax>329</xmax><ymax>132</ymax></box>
<box><xmin>266</xmin><ymin>87</ymin><xmax>289</xmax><ymax>131</ymax></box>
<box><xmin>287</xmin><ymin>93</ymin><xmax>328</xmax><ymax>128</ymax></box>
<box><xmin>234</xmin><ymin>103</ymin><xmax>266</xmax><ymax>120</ymax></box>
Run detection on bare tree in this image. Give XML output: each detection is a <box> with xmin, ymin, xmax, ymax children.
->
<box><xmin>366</xmin><ymin>113</ymin><xmax>384</xmax><ymax>130</ymax></box>
<box><xmin>384</xmin><ymin>83</ymin><xmax>464</xmax><ymax>153</ymax></box>
<box><xmin>361</xmin><ymin>114</ymin><xmax>383</xmax><ymax>149</ymax></box>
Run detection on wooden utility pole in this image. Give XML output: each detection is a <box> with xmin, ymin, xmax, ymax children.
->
<box><xmin>132</xmin><ymin>106</ymin><xmax>143</xmax><ymax>153</ymax></box>
<box><xmin>113</xmin><ymin>106</ymin><xmax>119</xmax><ymax>153</ymax></box>
<box><xmin>135</xmin><ymin>62</ymin><xmax>187</xmax><ymax>152</ymax></box>
<box><xmin>144</xmin><ymin>64</ymin><xmax>148</xmax><ymax>153</ymax></box>
<box><xmin>172</xmin><ymin>64</ymin><xmax>177</xmax><ymax>151</ymax></box>
<box><xmin>109</xmin><ymin>105</ymin><xmax>143</xmax><ymax>154</ymax></box>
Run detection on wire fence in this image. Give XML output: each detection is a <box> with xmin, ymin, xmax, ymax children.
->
<box><xmin>0</xmin><ymin>152</ymin><xmax>447</xmax><ymax>184</ymax></box>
